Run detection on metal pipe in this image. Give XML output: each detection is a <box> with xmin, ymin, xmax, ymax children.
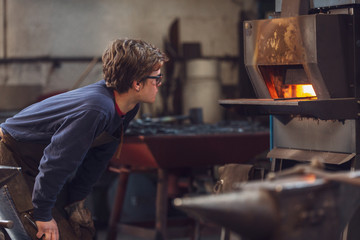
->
<box><xmin>0</xmin><ymin>56</ymin><xmax>102</xmax><ymax>64</ymax></box>
<box><xmin>2</xmin><ymin>0</ymin><xmax>7</xmax><ymax>59</ymax></box>
<box><xmin>2</xmin><ymin>0</ymin><xmax>8</xmax><ymax>85</ymax></box>
<box><xmin>0</xmin><ymin>220</ymin><xmax>13</xmax><ymax>229</ymax></box>
<box><xmin>0</xmin><ymin>56</ymin><xmax>239</xmax><ymax>64</ymax></box>
<box><xmin>70</xmin><ymin>56</ymin><xmax>100</xmax><ymax>90</ymax></box>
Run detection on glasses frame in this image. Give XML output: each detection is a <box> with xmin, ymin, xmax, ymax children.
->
<box><xmin>145</xmin><ymin>74</ymin><xmax>163</xmax><ymax>86</ymax></box>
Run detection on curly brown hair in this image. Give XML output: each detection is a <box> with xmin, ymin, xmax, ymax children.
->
<box><xmin>102</xmin><ymin>39</ymin><xmax>168</xmax><ymax>93</ymax></box>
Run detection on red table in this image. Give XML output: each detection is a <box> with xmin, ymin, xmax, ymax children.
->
<box><xmin>107</xmin><ymin>131</ymin><xmax>270</xmax><ymax>240</ymax></box>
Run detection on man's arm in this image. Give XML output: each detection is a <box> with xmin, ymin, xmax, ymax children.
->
<box><xmin>32</xmin><ymin>110</ymin><xmax>107</xmax><ymax>222</ymax></box>
<box><xmin>67</xmin><ymin>140</ymin><xmax>119</xmax><ymax>204</ymax></box>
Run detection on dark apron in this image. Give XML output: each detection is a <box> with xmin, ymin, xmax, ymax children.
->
<box><xmin>0</xmin><ymin>128</ymin><xmax>122</xmax><ymax>240</ymax></box>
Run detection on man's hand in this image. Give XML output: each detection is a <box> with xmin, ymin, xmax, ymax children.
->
<box><xmin>35</xmin><ymin>219</ymin><xmax>59</xmax><ymax>240</ymax></box>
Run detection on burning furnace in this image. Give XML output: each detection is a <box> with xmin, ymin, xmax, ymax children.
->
<box><xmin>221</xmin><ymin>0</ymin><xmax>360</xmax><ymax>171</ymax></box>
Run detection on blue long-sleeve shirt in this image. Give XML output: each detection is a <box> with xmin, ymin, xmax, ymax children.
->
<box><xmin>0</xmin><ymin>80</ymin><xmax>139</xmax><ymax>221</ymax></box>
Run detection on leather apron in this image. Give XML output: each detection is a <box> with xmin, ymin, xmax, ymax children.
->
<box><xmin>0</xmin><ymin>127</ymin><xmax>123</xmax><ymax>240</ymax></box>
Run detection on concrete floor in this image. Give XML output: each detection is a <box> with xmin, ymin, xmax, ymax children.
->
<box><xmin>96</xmin><ymin>228</ymin><xmax>222</xmax><ymax>240</ymax></box>
<box><xmin>95</xmin><ymin>222</ymin><xmax>223</xmax><ymax>240</ymax></box>
<box><xmin>96</xmin><ymin>232</ymin><xmax>221</xmax><ymax>240</ymax></box>
<box><xmin>91</xmin><ymin>170</ymin><xmax>223</xmax><ymax>240</ymax></box>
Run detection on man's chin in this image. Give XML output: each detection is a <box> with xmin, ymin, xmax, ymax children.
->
<box><xmin>143</xmin><ymin>99</ymin><xmax>156</xmax><ymax>104</ymax></box>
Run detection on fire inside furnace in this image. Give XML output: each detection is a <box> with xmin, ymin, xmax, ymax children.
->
<box><xmin>284</xmin><ymin>84</ymin><xmax>316</xmax><ymax>98</ymax></box>
<box><xmin>259</xmin><ymin>65</ymin><xmax>317</xmax><ymax>99</ymax></box>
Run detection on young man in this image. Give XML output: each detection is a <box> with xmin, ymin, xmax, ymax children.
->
<box><xmin>0</xmin><ymin>38</ymin><xmax>168</xmax><ymax>240</ymax></box>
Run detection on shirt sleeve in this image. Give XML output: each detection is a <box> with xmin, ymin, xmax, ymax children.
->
<box><xmin>32</xmin><ymin>109</ymin><xmax>107</xmax><ymax>221</ymax></box>
<box><xmin>66</xmin><ymin>140</ymin><xmax>119</xmax><ymax>204</ymax></box>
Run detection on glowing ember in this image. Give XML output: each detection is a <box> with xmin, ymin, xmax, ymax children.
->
<box><xmin>304</xmin><ymin>174</ymin><xmax>317</xmax><ymax>183</ymax></box>
<box><xmin>284</xmin><ymin>84</ymin><xmax>317</xmax><ymax>98</ymax></box>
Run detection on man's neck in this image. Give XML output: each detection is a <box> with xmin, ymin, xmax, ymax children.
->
<box><xmin>113</xmin><ymin>90</ymin><xmax>138</xmax><ymax>114</ymax></box>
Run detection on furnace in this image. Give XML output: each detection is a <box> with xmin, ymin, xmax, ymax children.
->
<box><xmin>220</xmin><ymin>0</ymin><xmax>360</xmax><ymax>172</ymax></box>
<box><xmin>175</xmin><ymin>2</ymin><xmax>360</xmax><ymax>239</ymax></box>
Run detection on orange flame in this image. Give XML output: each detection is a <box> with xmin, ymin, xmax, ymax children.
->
<box><xmin>283</xmin><ymin>84</ymin><xmax>317</xmax><ymax>99</ymax></box>
<box><xmin>304</xmin><ymin>174</ymin><xmax>317</xmax><ymax>183</ymax></box>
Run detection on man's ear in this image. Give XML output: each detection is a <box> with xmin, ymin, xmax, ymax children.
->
<box><xmin>133</xmin><ymin>80</ymin><xmax>141</xmax><ymax>92</ymax></box>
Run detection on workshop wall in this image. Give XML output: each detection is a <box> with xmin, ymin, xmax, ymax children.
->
<box><xmin>0</xmin><ymin>0</ymin><xmax>259</xmax><ymax>118</ymax></box>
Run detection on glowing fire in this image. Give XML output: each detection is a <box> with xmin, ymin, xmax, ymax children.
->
<box><xmin>304</xmin><ymin>174</ymin><xmax>316</xmax><ymax>183</ymax></box>
<box><xmin>259</xmin><ymin>65</ymin><xmax>318</xmax><ymax>99</ymax></box>
<box><xmin>283</xmin><ymin>84</ymin><xmax>317</xmax><ymax>99</ymax></box>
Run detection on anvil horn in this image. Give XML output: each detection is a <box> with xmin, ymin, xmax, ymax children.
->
<box><xmin>174</xmin><ymin>190</ymin><xmax>279</xmax><ymax>240</ymax></box>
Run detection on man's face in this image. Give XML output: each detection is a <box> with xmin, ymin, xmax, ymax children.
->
<box><xmin>138</xmin><ymin>69</ymin><xmax>162</xmax><ymax>103</ymax></box>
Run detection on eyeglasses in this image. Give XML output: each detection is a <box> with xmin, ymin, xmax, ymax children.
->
<box><xmin>146</xmin><ymin>74</ymin><xmax>163</xmax><ymax>86</ymax></box>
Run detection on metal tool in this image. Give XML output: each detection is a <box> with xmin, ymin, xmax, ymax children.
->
<box><xmin>174</xmin><ymin>164</ymin><xmax>360</xmax><ymax>240</ymax></box>
<box><xmin>0</xmin><ymin>220</ymin><xmax>13</xmax><ymax>229</ymax></box>
<box><xmin>0</xmin><ymin>165</ymin><xmax>21</xmax><ymax>188</ymax></box>
<box><xmin>0</xmin><ymin>166</ymin><xmax>21</xmax><ymax>239</ymax></box>
<box><xmin>23</xmin><ymin>214</ymin><xmax>37</xmax><ymax>231</ymax></box>
<box><xmin>23</xmin><ymin>214</ymin><xmax>45</xmax><ymax>240</ymax></box>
